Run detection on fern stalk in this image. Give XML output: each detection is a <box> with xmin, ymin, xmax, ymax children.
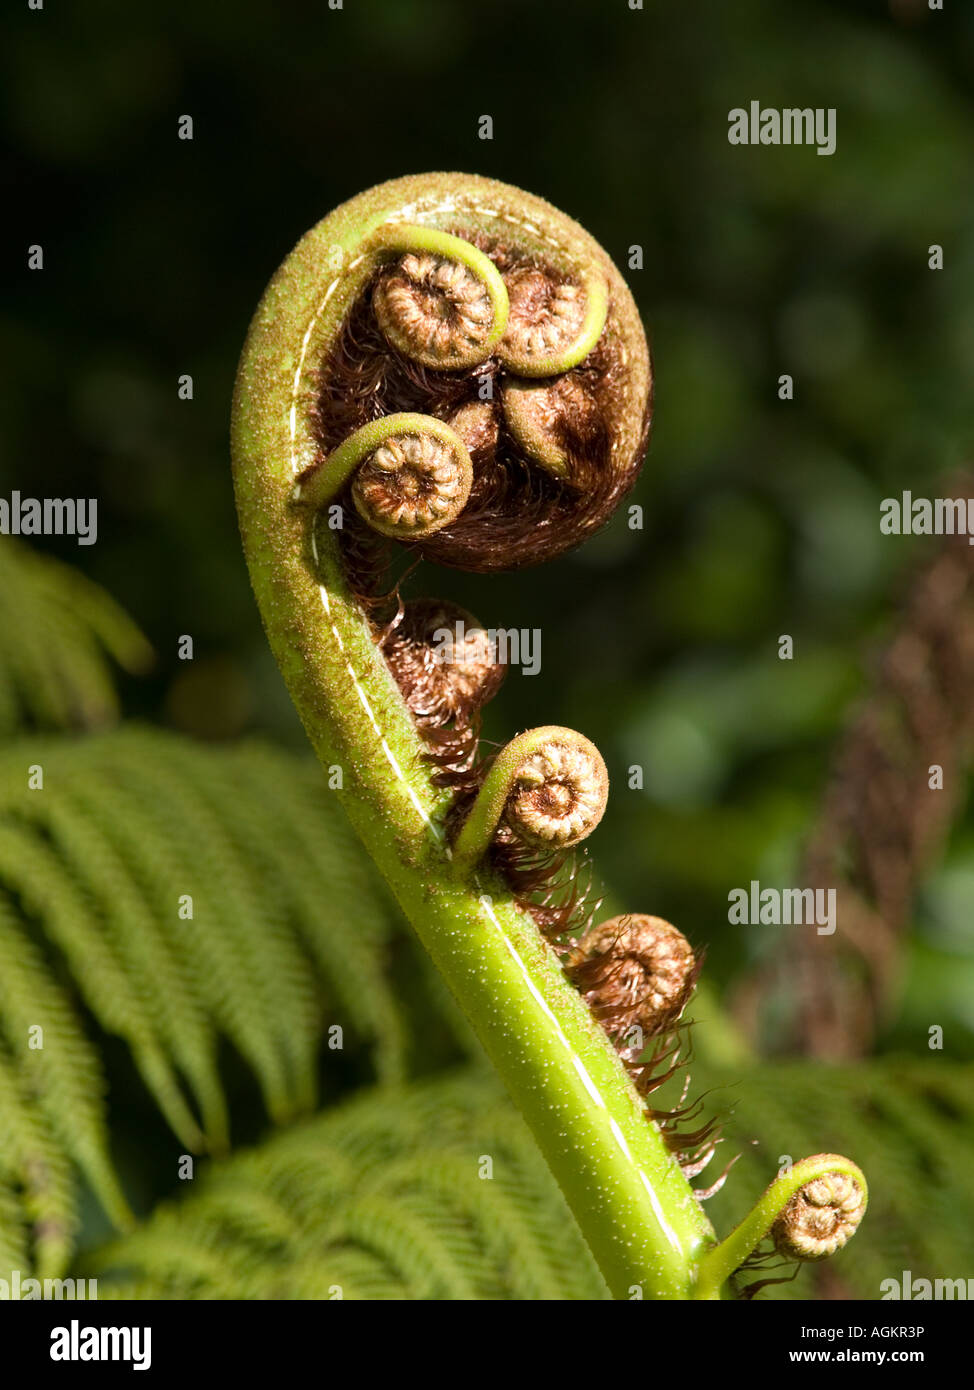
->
<box><xmin>230</xmin><ymin>174</ymin><xmax>720</xmax><ymax>1298</ymax></box>
<box><xmin>232</xmin><ymin>172</ymin><xmax>866</xmax><ymax>1299</ymax></box>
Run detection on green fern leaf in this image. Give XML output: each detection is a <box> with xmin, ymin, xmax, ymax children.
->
<box><xmin>0</xmin><ymin>727</ymin><xmax>468</xmax><ymax>1277</ymax></box>
<box><xmin>86</xmin><ymin>1071</ymin><xmax>610</xmax><ymax>1301</ymax></box>
<box><xmin>0</xmin><ymin>539</ymin><xmax>152</xmax><ymax>733</ymax></box>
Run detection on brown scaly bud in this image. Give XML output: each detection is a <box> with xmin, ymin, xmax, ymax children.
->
<box><xmin>381</xmin><ymin>598</ymin><xmax>505</xmax><ymax>731</ymax></box>
<box><xmin>373</xmin><ymin>252</ymin><xmax>497</xmax><ymax>371</ymax></box>
<box><xmin>502</xmin><ymin>738</ymin><xmax>609</xmax><ymax>850</ymax></box>
<box><xmin>447</xmin><ymin>400</ymin><xmax>501</xmax><ymax>460</ymax></box>
<box><xmin>567</xmin><ymin>914</ymin><xmax>698</xmax><ymax>1046</ymax></box>
<box><xmin>352</xmin><ymin>431</ymin><xmax>471</xmax><ymax>539</ymax></box>
<box><xmin>311</xmin><ymin>174</ymin><xmax>651</xmax><ymax>574</ymax></box>
<box><xmin>502</xmin><ymin>373</ymin><xmax>603</xmax><ymax>484</ymax></box>
<box><xmin>771</xmin><ymin>1165</ymin><xmax>866</xmax><ymax>1261</ymax></box>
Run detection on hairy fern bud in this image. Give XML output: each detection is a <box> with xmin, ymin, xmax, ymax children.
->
<box><xmin>381</xmin><ymin>598</ymin><xmax>505</xmax><ymax>730</ymax></box>
<box><xmin>771</xmin><ymin>1164</ymin><xmax>866</xmax><ymax>1260</ymax></box>
<box><xmin>298</xmin><ymin>173</ymin><xmax>650</xmax><ymax>572</ymax></box>
<box><xmin>567</xmin><ymin>914</ymin><xmax>698</xmax><ymax>1041</ymax></box>
<box><xmin>501</xmin><ymin>738</ymin><xmax>609</xmax><ymax>850</ymax></box>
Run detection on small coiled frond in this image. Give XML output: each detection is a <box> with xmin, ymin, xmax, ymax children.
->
<box><xmin>686</xmin><ymin>1057</ymin><xmax>974</xmax><ymax>1299</ymax></box>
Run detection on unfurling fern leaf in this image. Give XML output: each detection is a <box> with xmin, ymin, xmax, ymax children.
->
<box><xmin>672</xmin><ymin>1057</ymin><xmax>974</xmax><ymax>1298</ymax></box>
<box><xmin>0</xmin><ymin>539</ymin><xmax>152</xmax><ymax>733</ymax></box>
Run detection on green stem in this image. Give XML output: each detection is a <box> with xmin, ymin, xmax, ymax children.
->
<box><xmin>231</xmin><ymin>174</ymin><xmax>719</xmax><ymax>1298</ymax></box>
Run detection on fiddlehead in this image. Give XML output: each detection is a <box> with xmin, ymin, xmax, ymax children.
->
<box><xmin>232</xmin><ymin>171</ymin><xmax>865</xmax><ymax>1300</ymax></box>
<box><xmin>451</xmin><ymin>726</ymin><xmax>609</xmax><ymax>871</ymax></box>
<box><xmin>295</xmin><ymin>414</ymin><xmax>473</xmax><ymax>538</ymax></box>
<box><xmin>307</xmin><ymin>179</ymin><xmax>650</xmax><ymax>574</ymax></box>
<box><xmin>694</xmin><ymin>1154</ymin><xmax>868</xmax><ymax>1299</ymax></box>
<box><xmin>771</xmin><ymin>1164</ymin><xmax>867</xmax><ymax>1261</ymax></box>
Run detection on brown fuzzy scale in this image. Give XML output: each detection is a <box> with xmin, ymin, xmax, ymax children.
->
<box><xmin>496</xmin><ymin>840</ymin><xmax>602</xmax><ymax>942</ymax></box>
<box><xmin>561</xmin><ymin>914</ymin><xmax>727</xmax><ymax>1181</ymax></box>
<box><xmin>325</xmin><ymin>536</ymin><xmax>502</xmax><ymax>777</ymax></box>
<box><xmin>381</xmin><ymin>598</ymin><xmax>506</xmax><ymax>732</ymax></box>
<box><xmin>566</xmin><ymin>915</ymin><xmax>699</xmax><ymax>1048</ymax></box>
<box><xmin>312</xmin><ymin>249</ymin><xmax>649</xmax><ymax>573</ymax></box>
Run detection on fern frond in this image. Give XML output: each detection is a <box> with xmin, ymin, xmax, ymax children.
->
<box><xmin>0</xmin><ymin>1178</ymin><xmax>29</xmax><ymax>1280</ymax></box>
<box><xmin>0</xmin><ymin>1040</ymin><xmax>76</xmax><ymax>1280</ymax></box>
<box><xmin>87</xmin><ymin>1071</ymin><xmax>610</xmax><ymax>1300</ymax></box>
<box><xmin>116</xmin><ymin>734</ymin><xmax>323</xmax><ymax>1116</ymax></box>
<box><xmin>0</xmin><ymin>818</ymin><xmax>207</xmax><ymax>1154</ymax></box>
<box><xmin>54</xmin><ymin>773</ymin><xmax>229</xmax><ymax>1150</ymax></box>
<box><xmin>0</xmin><ymin>538</ymin><xmax>152</xmax><ymax>734</ymax></box>
<box><xmin>227</xmin><ymin>746</ymin><xmax>412</xmax><ymax>1084</ymax></box>
<box><xmin>0</xmin><ymin>894</ymin><xmax>132</xmax><ymax>1234</ymax></box>
<box><xmin>0</xmin><ymin>726</ymin><xmax>466</xmax><ymax>1277</ymax></box>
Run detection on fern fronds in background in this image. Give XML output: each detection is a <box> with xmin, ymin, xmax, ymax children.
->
<box><xmin>85</xmin><ymin>1059</ymin><xmax>974</xmax><ymax>1301</ymax></box>
<box><xmin>88</xmin><ymin>1072</ymin><xmax>609</xmax><ymax>1301</ymax></box>
<box><xmin>0</xmin><ymin>726</ymin><xmax>468</xmax><ymax>1277</ymax></box>
<box><xmin>0</xmin><ymin>539</ymin><xmax>153</xmax><ymax>733</ymax></box>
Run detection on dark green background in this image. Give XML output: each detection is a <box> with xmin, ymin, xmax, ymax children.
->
<box><xmin>3</xmin><ymin>0</ymin><xmax>973</xmax><ymax>1053</ymax></box>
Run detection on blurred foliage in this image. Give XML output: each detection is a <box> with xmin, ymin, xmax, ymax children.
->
<box><xmin>88</xmin><ymin>1073</ymin><xmax>610</xmax><ymax>1301</ymax></box>
<box><xmin>2</xmin><ymin>0</ymin><xmax>973</xmax><ymax>1296</ymax></box>
<box><xmin>0</xmin><ymin>538</ymin><xmax>152</xmax><ymax>733</ymax></box>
